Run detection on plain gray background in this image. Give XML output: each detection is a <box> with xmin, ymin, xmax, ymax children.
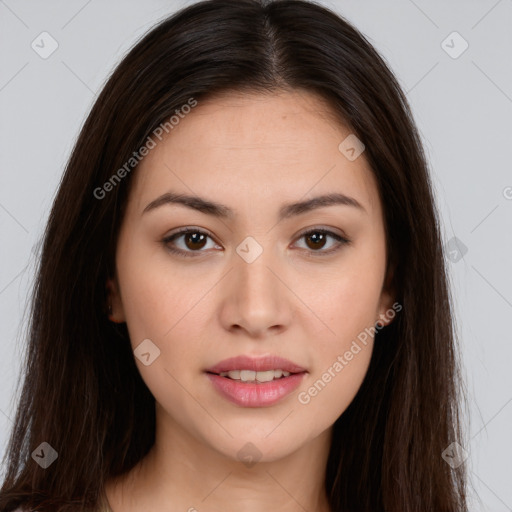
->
<box><xmin>1</xmin><ymin>0</ymin><xmax>511</xmax><ymax>509</ymax></box>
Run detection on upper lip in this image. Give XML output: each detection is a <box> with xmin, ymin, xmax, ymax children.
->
<box><xmin>206</xmin><ymin>355</ymin><xmax>307</xmax><ymax>374</ymax></box>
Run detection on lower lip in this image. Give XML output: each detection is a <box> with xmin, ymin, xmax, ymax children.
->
<box><xmin>206</xmin><ymin>372</ymin><xmax>307</xmax><ymax>407</ymax></box>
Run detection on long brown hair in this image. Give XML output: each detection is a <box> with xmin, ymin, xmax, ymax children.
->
<box><xmin>0</xmin><ymin>1</ymin><xmax>468</xmax><ymax>510</ymax></box>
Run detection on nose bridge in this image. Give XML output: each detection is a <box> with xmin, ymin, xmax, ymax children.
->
<box><xmin>235</xmin><ymin>237</ymin><xmax>278</xmax><ymax>305</ymax></box>
<box><xmin>223</xmin><ymin>235</ymin><xmax>291</xmax><ymax>335</ymax></box>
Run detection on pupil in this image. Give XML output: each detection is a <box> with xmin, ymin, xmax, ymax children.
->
<box><xmin>307</xmin><ymin>232</ymin><xmax>326</xmax><ymax>250</ymax></box>
<box><xmin>186</xmin><ymin>232</ymin><xmax>206</xmax><ymax>250</ymax></box>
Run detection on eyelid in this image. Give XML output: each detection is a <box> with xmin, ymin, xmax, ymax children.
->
<box><xmin>294</xmin><ymin>225</ymin><xmax>349</xmax><ymax>243</ymax></box>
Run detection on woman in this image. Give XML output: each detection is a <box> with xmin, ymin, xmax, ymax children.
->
<box><xmin>0</xmin><ymin>0</ymin><xmax>468</xmax><ymax>510</ymax></box>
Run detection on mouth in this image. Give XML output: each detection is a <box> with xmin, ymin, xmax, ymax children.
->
<box><xmin>205</xmin><ymin>368</ymin><xmax>304</xmax><ymax>383</ymax></box>
<box><xmin>204</xmin><ymin>355</ymin><xmax>308</xmax><ymax>407</ymax></box>
<box><xmin>205</xmin><ymin>370</ymin><xmax>307</xmax><ymax>407</ymax></box>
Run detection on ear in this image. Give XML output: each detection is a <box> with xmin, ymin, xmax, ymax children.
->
<box><xmin>375</xmin><ymin>265</ymin><xmax>398</xmax><ymax>328</ymax></box>
<box><xmin>106</xmin><ymin>277</ymin><xmax>126</xmax><ymax>323</ymax></box>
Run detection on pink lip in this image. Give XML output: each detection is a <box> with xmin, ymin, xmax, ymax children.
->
<box><xmin>205</xmin><ymin>355</ymin><xmax>307</xmax><ymax>374</ymax></box>
<box><xmin>205</xmin><ymin>355</ymin><xmax>308</xmax><ymax>408</ymax></box>
<box><xmin>206</xmin><ymin>372</ymin><xmax>307</xmax><ymax>407</ymax></box>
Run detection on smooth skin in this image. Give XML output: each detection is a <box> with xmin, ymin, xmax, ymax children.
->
<box><xmin>105</xmin><ymin>89</ymin><xmax>395</xmax><ymax>512</ymax></box>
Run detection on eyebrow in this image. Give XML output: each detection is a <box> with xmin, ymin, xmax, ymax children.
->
<box><xmin>142</xmin><ymin>191</ymin><xmax>366</xmax><ymax>219</ymax></box>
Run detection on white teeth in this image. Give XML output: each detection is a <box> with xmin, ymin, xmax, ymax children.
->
<box><xmin>218</xmin><ymin>369</ymin><xmax>292</xmax><ymax>382</ymax></box>
<box><xmin>240</xmin><ymin>370</ymin><xmax>256</xmax><ymax>381</ymax></box>
<box><xmin>255</xmin><ymin>370</ymin><xmax>275</xmax><ymax>383</ymax></box>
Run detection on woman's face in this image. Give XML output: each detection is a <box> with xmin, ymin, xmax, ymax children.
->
<box><xmin>109</xmin><ymin>90</ymin><xmax>394</xmax><ymax>463</ymax></box>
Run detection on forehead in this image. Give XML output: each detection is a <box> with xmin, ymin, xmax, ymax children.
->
<box><xmin>170</xmin><ymin>89</ymin><xmax>348</xmax><ymax>150</ymax></box>
<box><xmin>128</xmin><ymin>90</ymin><xmax>381</xmax><ymax>219</ymax></box>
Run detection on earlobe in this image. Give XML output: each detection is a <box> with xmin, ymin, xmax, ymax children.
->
<box><xmin>376</xmin><ymin>266</ymin><xmax>397</xmax><ymax>328</ymax></box>
<box><xmin>106</xmin><ymin>277</ymin><xmax>126</xmax><ymax>323</ymax></box>
<box><xmin>376</xmin><ymin>292</ymin><xmax>396</xmax><ymax>328</ymax></box>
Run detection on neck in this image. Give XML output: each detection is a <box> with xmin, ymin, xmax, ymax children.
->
<box><xmin>105</xmin><ymin>411</ymin><xmax>333</xmax><ymax>512</ymax></box>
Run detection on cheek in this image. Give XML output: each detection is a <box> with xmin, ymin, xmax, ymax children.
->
<box><xmin>306</xmin><ymin>250</ymin><xmax>385</xmax><ymax>343</ymax></box>
<box><xmin>115</xmin><ymin>257</ymin><xmax>208</xmax><ymax>415</ymax></box>
<box><xmin>297</xmin><ymin>343</ymin><xmax>373</xmax><ymax>432</ymax></box>
<box><xmin>295</xmin><ymin>247</ymin><xmax>384</xmax><ymax>421</ymax></box>
<box><xmin>116</xmin><ymin>233</ymin><xmax>206</xmax><ymax>344</ymax></box>
<box><xmin>297</xmin><ymin>275</ymin><xmax>379</xmax><ymax>426</ymax></box>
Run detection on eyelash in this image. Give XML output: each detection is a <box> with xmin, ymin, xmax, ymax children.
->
<box><xmin>162</xmin><ymin>227</ymin><xmax>351</xmax><ymax>258</ymax></box>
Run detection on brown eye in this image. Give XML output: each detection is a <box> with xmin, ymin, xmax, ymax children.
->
<box><xmin>294</xmin><ymin>229</ymin><xmax>350</xmax><ymax>256</ymax></box>
<box><xmin>163</xmin><ymin>228</ymin><xmax>218</xmax><ymax>257</ymax></box>
<box><xmin>163</xmin><ymin>227</ymin><xmax>350</xmax><ymax>259</ymax></box>
<box><xmin>182</xmin><ymin>232</ymin><xmax>208</xmax><ymax>250</ymax></box>
<box><xmin>304</xmin><ymin>232</ymin><xmax>328</xmax><ymax>250</ymax></box>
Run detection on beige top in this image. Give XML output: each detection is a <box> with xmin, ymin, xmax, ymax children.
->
<box><xmin>13</xmin><ymin>495</ymin><xmax>113</xmax><ymax>512</ymax></box>
<box><xmin>12</xmin><ymin>508</ymin><xmax>112</xmax><ymax>512</ymax></box>
<box><xmin>13</xmin><ymin>508</ymin><xmax>112</xmax><ymax>512</ymax></box>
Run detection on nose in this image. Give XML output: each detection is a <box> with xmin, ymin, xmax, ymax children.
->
<box><xmin>218</xmin><ymin>244</ymin><xmax>294</xmax><ymax>339</ymax></box>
